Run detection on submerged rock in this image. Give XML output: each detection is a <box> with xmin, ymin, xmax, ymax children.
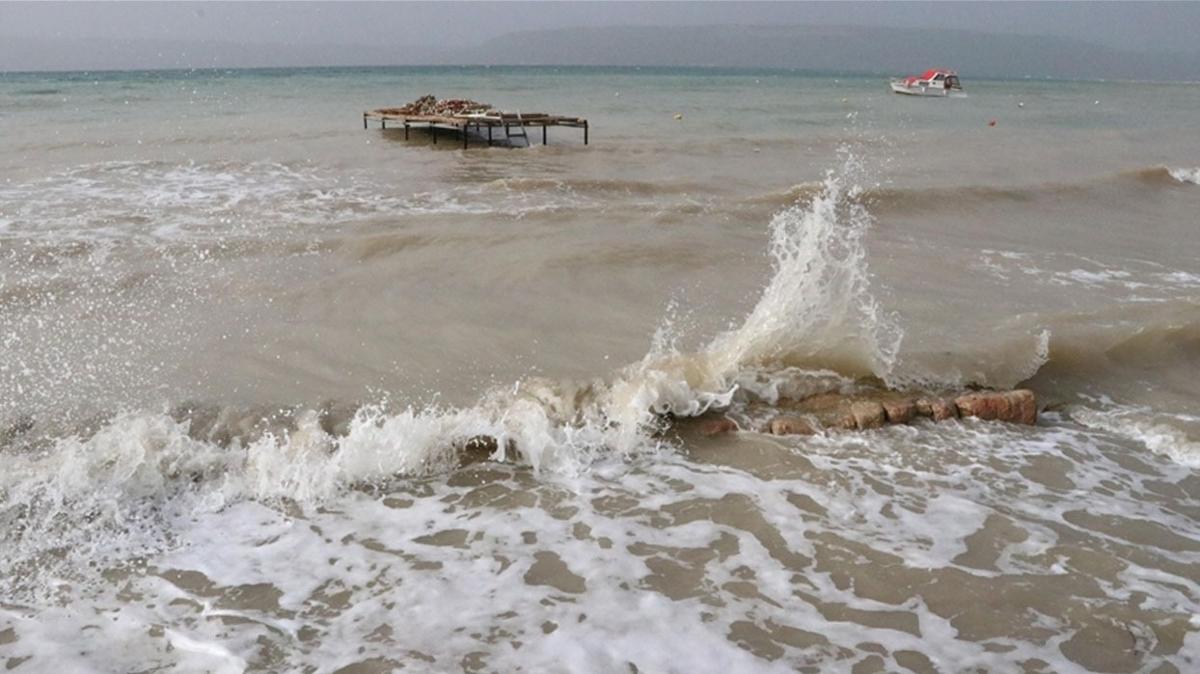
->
<box><xmin>768</xmin><ymin>416</ymin><xmax>817</xmax><ymax>436</ymax></box>
<box><xmin>881</xmin><ymin>399</ymin><xmax>916</xmax><ymax>424</ymax></box>
<box><xmin>850</xmin><ymin>401</ymin><xmax>886</xmax><ymax>430</ymax></box>
<box><xmin>755</xmin><ymin>385</ymin><xmax>1037</xmax><ymax>437</ymax></box>
<box><xmin>698</xmin><ymin>417</ymin><xmax>739</xmax><ymax>436</ymax></box>
<box><xmin>955</xmin><ymin>389</ymin><xmax>1037</xmax><ymax>425</ymax></box>
<box><xmin>458</xmin><ymin>435</ymin><xmax>518</xmax><ymax>467</ymax></box>
<box><xmin>916</xmin><ymin>397</ymin><xmax>959</xmax><ymax>422</ymax></box>
<box><xmin>449</xmin><ymin>384</ymin><xmax>1038</xmax><ymax>461</ymax></box>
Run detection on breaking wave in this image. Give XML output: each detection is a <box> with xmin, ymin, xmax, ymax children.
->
<box><xmin>1022</xmin><ymin>301</ymin><xmax>1200</xmax><ymax>395</ymax></box>
<box><xmin>1069</xmin><ymin>405</ymin><xmax>1200</xmax><ymax>468</ymax></box>
<box><xmin>1165</xmin><ymin>166</ymin><xmax>1200</xmax><ymax>184</ymax></box>
<box><xmin>750</xmin><ymin>164</ymin><xmax>1200</xmax><ymax>214</ymax></box>
<box><xmin>5</xmin><ymin>149</ymin><xmax>1195</xmax><ymax>600</ymax></box>
<box><xmin>0</xmin><ymin>149</ymin><xmax>906</xmax><ymax>596</ymax></box>
<box><xmin>706</xmin><ymin>152</ymin><xmax>901</xmax><ymax>379</ymax></box>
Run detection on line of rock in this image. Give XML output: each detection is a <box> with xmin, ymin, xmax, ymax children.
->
<box><xmin>700</xmin><ymin>389</ymin><xmax>1037</xmax><ymax>436</ymax></box>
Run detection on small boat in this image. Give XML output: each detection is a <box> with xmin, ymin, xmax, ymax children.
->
<box><xmin>889</xmin><ymin>69</ymin><xmax>965</xmax><ymax>97</ymax></box>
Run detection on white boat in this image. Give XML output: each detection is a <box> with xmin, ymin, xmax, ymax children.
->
<box><xmin>889</xmin><ymin>69</ymin><xmax>965</xmax><ymax>97</ymax></box>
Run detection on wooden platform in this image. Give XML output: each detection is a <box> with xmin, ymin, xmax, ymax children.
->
<box><xmin>363</xmin><ymin>109</ymin><xmax>589</xmax><ymax>148</ymax></box>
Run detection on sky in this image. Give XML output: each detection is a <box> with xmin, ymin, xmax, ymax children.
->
<box><xmin>2</xmin><ymin>1</ymin><xmax>1198</xmax><ymax>72</ymax></box>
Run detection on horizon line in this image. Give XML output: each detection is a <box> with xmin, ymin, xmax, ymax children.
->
<box><xmin>2</xmin><ymin>63</ymin><xmax>1199</xmax><ymax>86</ymax></box>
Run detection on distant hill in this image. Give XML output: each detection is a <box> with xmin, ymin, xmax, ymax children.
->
<box><xmin>3</xmin><ymin>23</ymin><xmax>1197</xmax><ymax>81</ymax></box>
<box><xmin>0</xmin><ymin>36</ymin><xmax>454</xmax><ymax>72</ymax></box>
<box><xmin>454</xmin><ymin>24</ymin><xmax>1200</xmax><ymax>81</ymax></box>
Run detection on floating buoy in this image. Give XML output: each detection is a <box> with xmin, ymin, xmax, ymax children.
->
<box><xmin>614</xmin><ymin>92</ymin><xmax>620</xmax><ymax>97</ymax></box>
<box><xmin>674</xmin><ymin>113</ymin><xmax>683</xmax><ymax>120</ymax></box>
<box><xmin>841</xmin><ymin>97</ymin><xmax>848</xmax><ymax>103</ymax></box>
<box><xmin>1017</xmin><ymin>101</ymin><xmax>1024</xmax><ymax>108</ymax></box>
<box><xmin>988</xmin><ymin>119</ymin><xmax>997</xmax><ymax>127</ymax></box>
<box><xmin>1094</xmin><ymin>100</ymin><xmax>1100</xmax><ymax>105</ymax></box>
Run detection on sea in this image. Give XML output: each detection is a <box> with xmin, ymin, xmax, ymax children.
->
<box><xmin>1</xmin><ymin>66</ymin><xmax>1199</xmax><ymax>673</ymax></box>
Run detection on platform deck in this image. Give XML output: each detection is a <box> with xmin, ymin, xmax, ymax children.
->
<box><xmin>363</xmin><ymin>109</ymin><xmax>589</xmax><ymax>147</ymax></box>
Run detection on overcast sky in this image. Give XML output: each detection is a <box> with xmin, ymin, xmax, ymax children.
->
<box><xmin>3</xmin><ymin>1</ymin><xmax>1199</xmax><ymax>54</ymax></box>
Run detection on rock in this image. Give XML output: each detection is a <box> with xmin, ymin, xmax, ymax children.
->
<box><xmin>463</xmin><ymin>435</ymin><xmax>498</xmax><ymax>452</ymax></box>
<box><xmin>769</xmin><ymin>416</ymin><xmax>816</xmax><ymax>436</ymax></box>
<box><xmin>1006</xmin><ymin>389</ymin><xmax>1038</xmax><ymax>425</ymax></box>
<box><xmin>932</xmin><ymin>399</ymin><xmax>959</xmax><ymax>421</ymax></box>
<box><xmin>832</xmin><ymin>413</ymin><xmax>859</xmax><ymax>431</ymax></box>
<box><xmin>734</xmin><ymin>383</ymin><xmax>1034</xmax><ymax>439</ymax></box>
<box><xmin>955</xmin><ymin>390</ymin><xmax>1037</xmax><ymax>425</ymax></box>
<box><xmin>698</xmin><ymin>417</ymin><xmax>738</xmax><ymax>436</ymax></box>
<box><xmin>850</xmin><ymin>401</ymin><xmax>886</xmax><ymax>430</ymax></box>
<box><xmin>916</xmin><ymin>398</ymin><xmax>959</xmax><ymax>422</ymax></box>
<box><xmin>785</xmin><ymin>392</ymin><xmax>856</xmax><ymax>430</ymax></box>
<box><xmin>459</xmin><ymin>435</ymin><xmax>511</xmax><ymax>466</ymax></box>
<box><xmin>881</xmin><ymin>399</ymin><xmax>916</xmax><ymax>424</ymax></box>
<box><xmin>954</xmin><ymin>391</ymin><xmax>1009</xmax><ymax>422</ymax></box>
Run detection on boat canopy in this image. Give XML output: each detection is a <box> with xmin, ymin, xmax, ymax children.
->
<box><xmin>904</xmin><ymin>69</ymin><xmax>956</xmax><ymax>84</ymax></box>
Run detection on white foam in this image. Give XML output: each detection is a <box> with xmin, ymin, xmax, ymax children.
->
<box><xmin>1062</xmin><ymin>268</ymin><xmax>1133</xmax><ymax>286</ymax></box>
<box><xmin>1167</xmin><ymin>167</ymin><xmax>1200</xmax><ymax>185</ymax></box>
<box><xmin>0</xmin><ymin>161</ymin><xmax>435</xmax><ymax>244</ymax></box>
<box><xmin>0</xmin><ymin>160</ymin><xmax>714</xmax><ymax>245</ymax></box>
<box><xmin>1070</xmin><ymin>404</ymin><xmax>1200</xmax><ymax>468</ymax></box>
<box><xmin>1159</xmin><ymin>270</ymin><xmax>1200</xmax><ymax>287</ymax></box>
<box><xmin>164</xmin><ymin>631</ymin><xmax>248</xmax><ymax>674</ymax></box>
<box><xmin>9</xmin><ymin>416</ymin><xmax>1198</xmax><ymax>672</ymax></box>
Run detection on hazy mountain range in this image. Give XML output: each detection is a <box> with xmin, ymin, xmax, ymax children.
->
<box><xmin>4</xmin><ymin>24</ymin><xmax>1198</xmax><ymax>81</ymax></box>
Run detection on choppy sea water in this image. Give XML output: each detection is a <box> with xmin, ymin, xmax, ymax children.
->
<box><xmin>1</xmin><ymin>66</ymin><xmax>1199</xmax><ymax>672</ymax></box>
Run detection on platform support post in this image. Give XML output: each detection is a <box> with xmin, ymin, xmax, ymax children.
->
<box><xmin>381</xmin><ymin>118</ymin><xmax>386</xmax><ymax>129</ymax></box>
<box><xmin>363</xmin><ymin>114</ymin><xmax>368</xmax><ymax>129</ymax></box>
<box><xmin>463</xmin><ymin>124</ymin><xmax>469</xmax><ymax>149</ymax></box>
<box><xmin>583</xmin><ymin>121</ymin><xmax>589</xmax><ymax>145</ymax></box>
<box><xmin>404</xmin><ymin>123</ymin><xmax>409</xmax><ymax>140</ymax></box>
<box><xmin>542</xmin><ymin>126</ymin><xmax>547</xmax><ymax>145</ymax></box>
<box><xmin>432</xmin><ymin>125</ymin><xmax>437</xmax><ymax>144</ymax></box>
<box><xmin>487</xmin><ymin>125</ymin><xmax>493</xmax><ymax>146</ymax></box>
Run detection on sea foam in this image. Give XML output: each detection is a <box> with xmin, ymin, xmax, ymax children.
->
<box><xmin>1168</xmin><ymin>167</ymin><xmax>1200</xmax><ymax>184</ymax></box>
